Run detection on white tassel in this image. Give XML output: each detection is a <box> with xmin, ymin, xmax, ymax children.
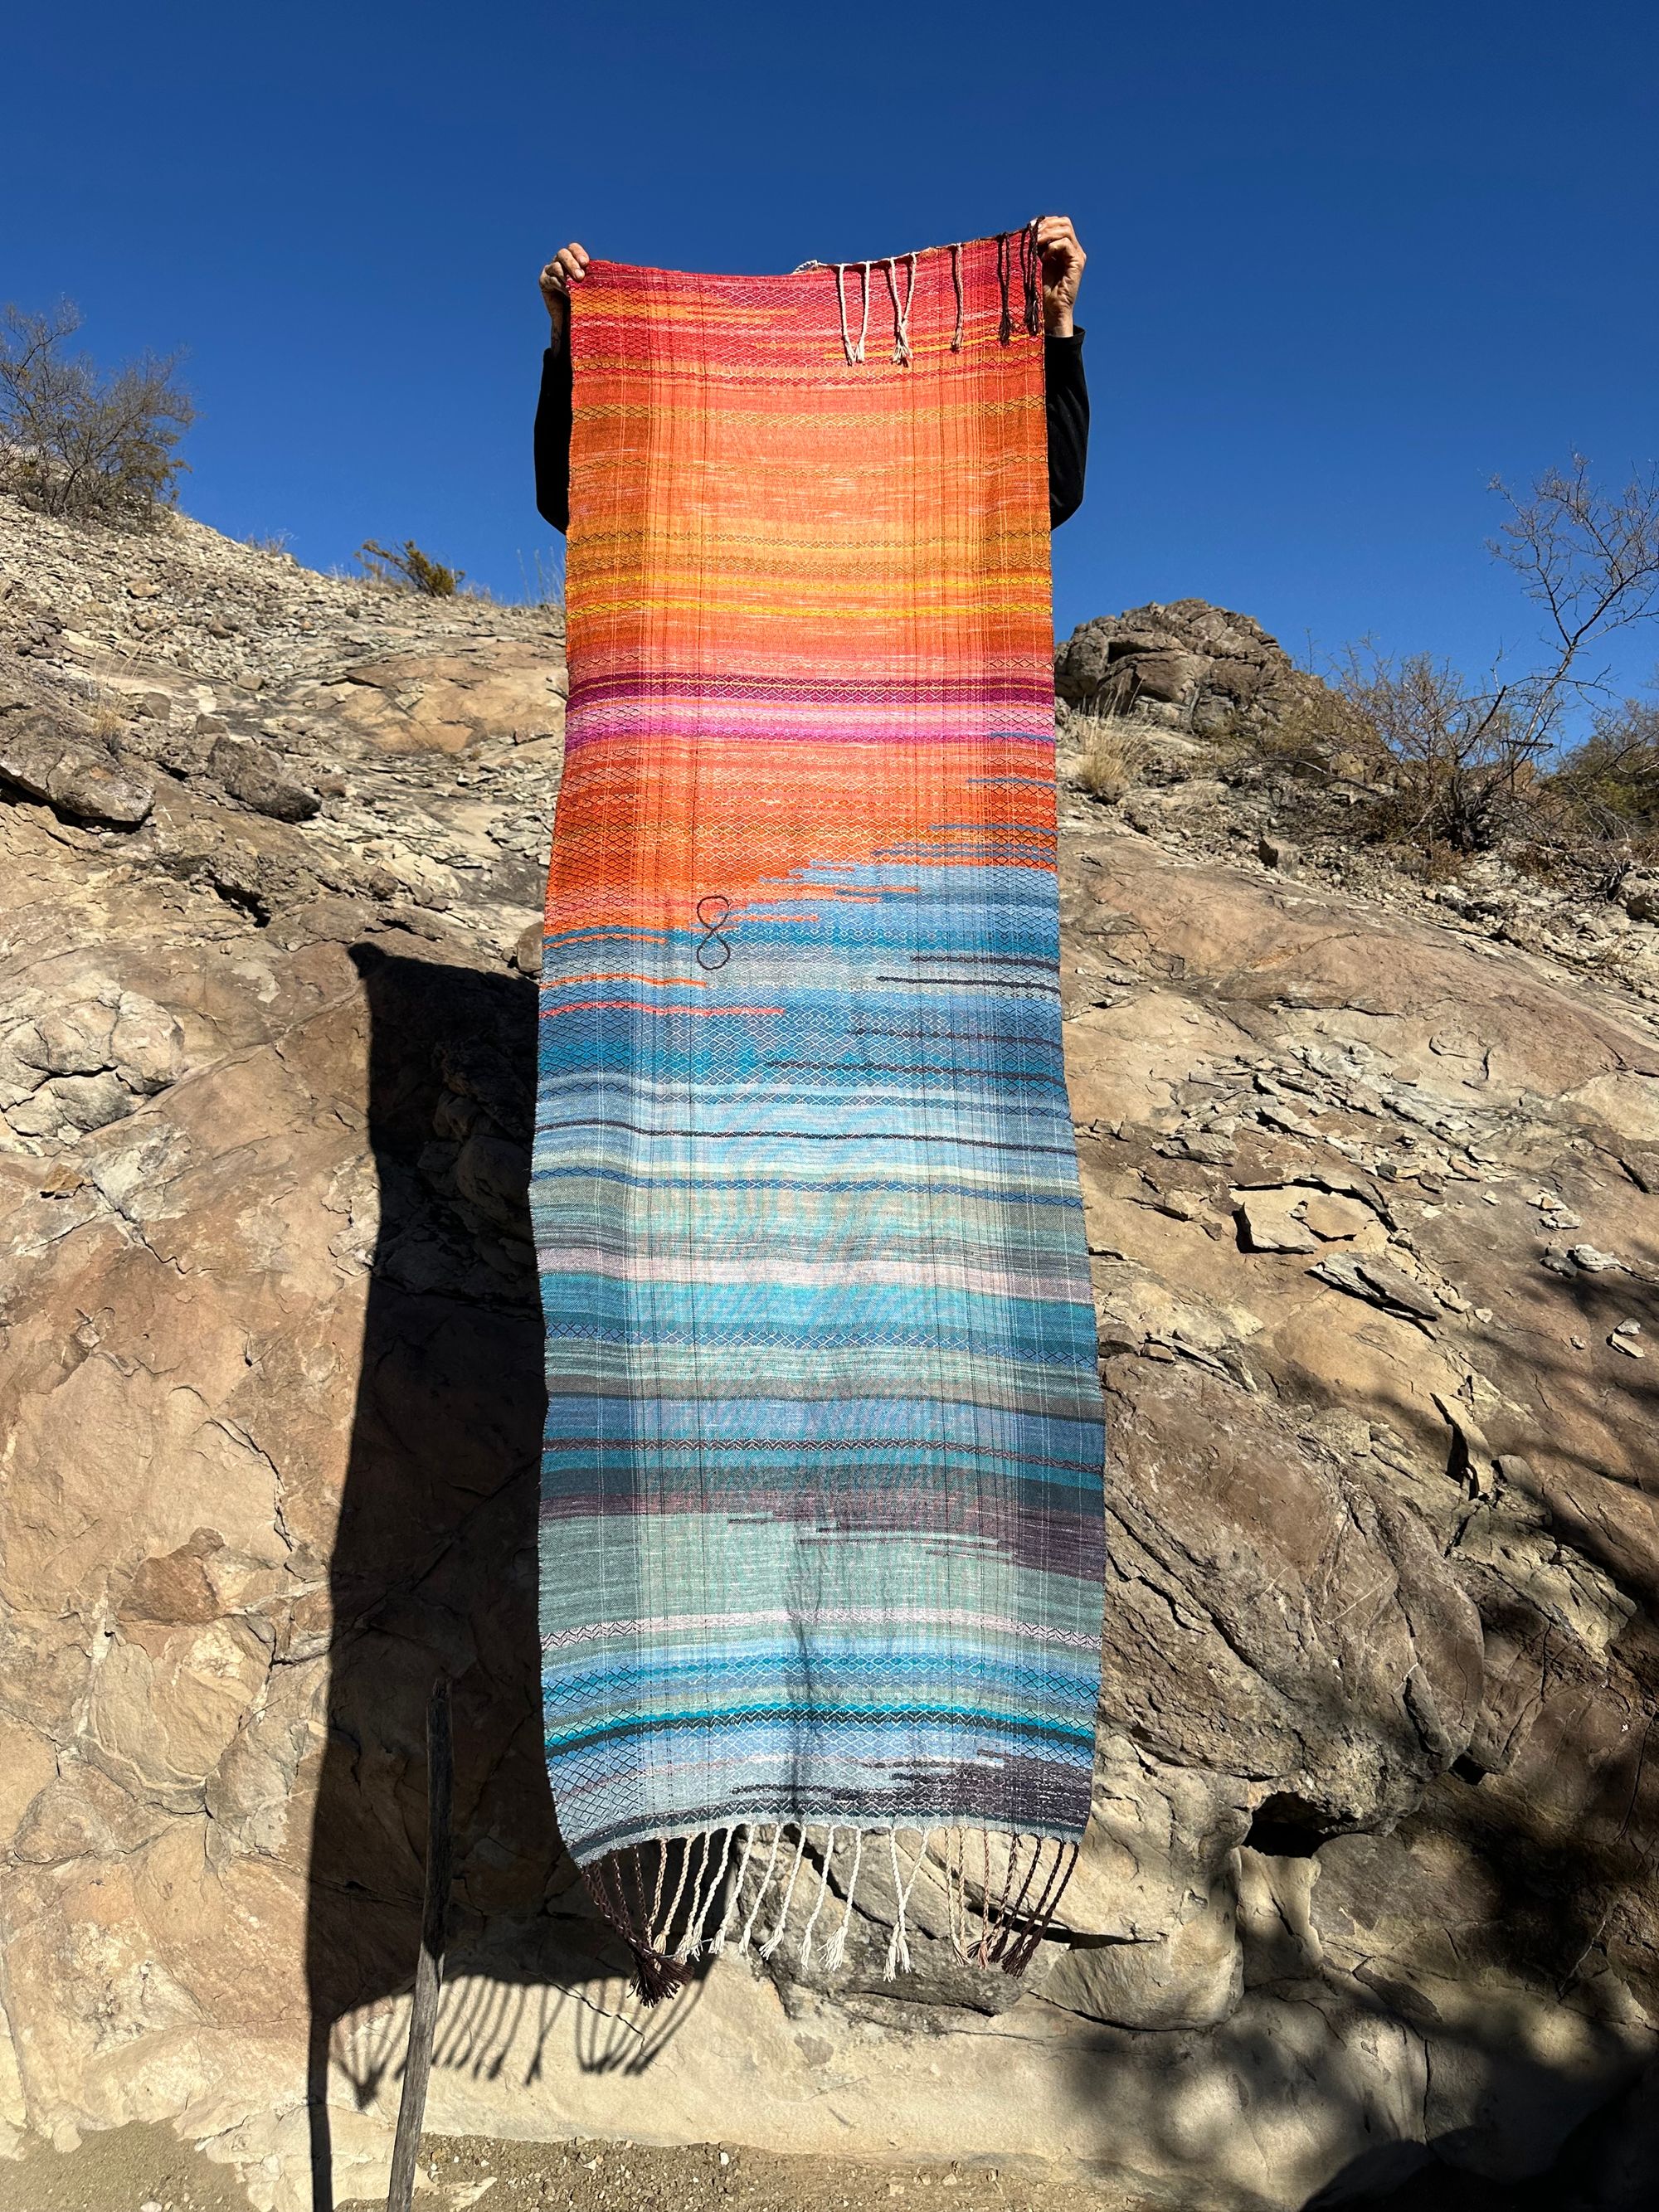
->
<box><xmin>945</xmin><ymin>1829</ymin><xmax>966</xmax><ymax>1957</ymax></box>
<box><xmin>679</xmin><ymin>1826</ymin><xmax>734</xmax><ymax>1960</ymax></box>
<box><xmin>758</xmin><ymin>1826</ymin><xmax>810</xmax><ymax>1958</ymax></box>
<box><xmin>883</xmin><ymin>1826</ymin><xmax>928</xmax><ymax>1980</ymax></box>
<box><xmin>708</xmin><ymin>1825</ymin><xmax>755</xmax><ymax>1956</ymax></box>
<box><xmin>647</xmin><ymin>1835</ymin><xmax>669</xmax><ymax>1942</ymax></box>
<box><xmin>822</xmin><ymin>1826</ymin><xmax>864</xmax><ymax>1971</ymax></box>
<box><xmin>653</xmin><ymin>1830</ymin><xmax>699</xmax><ymax>1953</ymax></box>
<box><xmin>834</xmin><ymin>262</ymin><xmax>872</xmax><ymax>366</ymax></box>
<box><xmin>737</xmin><ymin>1825</ymin><xmax>784</xmax><ymax>1954</ymax></box>
<box><xmin>799</xmin><ymin>1825</ymin><xmax>838</xmax><ymax>1967</ymax></box>
<box><xmin>886</xmin><ymin>252</ymin><xmax>917</xmax><ymax>365</ymax></box>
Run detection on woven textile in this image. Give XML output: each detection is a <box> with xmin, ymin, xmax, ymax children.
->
<box><xmin>535</xmin><ymin>228</ymin><xmax>1106</xmax><ymax>1993</ymax></box>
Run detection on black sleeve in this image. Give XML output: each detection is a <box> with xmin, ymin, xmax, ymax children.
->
<box><xmin>1045</xmin><ymin>328</ymin><xmax>1088</xmax><ymax>529</ymax></box>
<box><xmin>534</xmin><ymin>341</ymin><xmax>573</xmax><ymax>534</ymax></box>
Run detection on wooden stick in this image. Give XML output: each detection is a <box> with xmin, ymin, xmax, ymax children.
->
<box><xmin>386</xmin><ymin>1674</ymin><xmax>454</xmax><ymax>2212</ymax></box>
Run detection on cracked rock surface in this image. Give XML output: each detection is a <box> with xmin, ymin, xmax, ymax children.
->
<box><xmin>2</xmin><ymin>504</ymin><xmax>1658</xmax><ymax>2210</ymax></box>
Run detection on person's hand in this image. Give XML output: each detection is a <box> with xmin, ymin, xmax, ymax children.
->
<box><xmin>1034</xmin><ymin>216</ymin><xmax>1084</xmax><ymax>337</ymax></box>
<box><xmin>539</xmin><ymin>243</ymin><xmax>590</xmax><ymax>349</ymax></box>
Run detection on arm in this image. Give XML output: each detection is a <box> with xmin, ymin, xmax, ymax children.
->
<box><xmin>1046</xmin><ymin>330</ymin><xmax>1087</xmax><ymax>529</ymax></box>
<box><xmin>534</xmin><ymin>342</ymin><xmax>572</xmax><ymax>534</ymax></box>
<box><xmin>1034</xmin><ymin>216</ymin><xmax>1088</xmax><ymax>529</ymax></box>
<box><xmin>534</xmin><ymin>244</ymin><xmax>589</xmax><ymax>536</ymax></box>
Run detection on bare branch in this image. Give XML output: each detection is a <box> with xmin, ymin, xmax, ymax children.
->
<box><xmin>1335</xmin><ymin>458</ymin><xmax>1659</xmax><ymax>857</ymax></box>
<box><xmin>1491</xmin><ymin>456</ymin><xmax>1659</xmax><ymax>694</ymax></box>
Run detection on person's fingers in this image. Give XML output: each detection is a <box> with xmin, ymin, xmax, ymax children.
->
<box><xmin>542</xmin><ymin>241</ymin><xmax>593</xmax><ymax>327</ymax></box>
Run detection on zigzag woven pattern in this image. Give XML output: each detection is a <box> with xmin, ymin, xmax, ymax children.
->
<box><xmin>534</xmin><ymin>230</ymin><xmax>1106</xmax><ymax>1991</ymax></box>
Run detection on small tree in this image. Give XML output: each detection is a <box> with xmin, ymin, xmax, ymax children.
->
<box><xmin>1546</xmin><ymin>699</ymin><xmax>1659</xmax><ymax>887</ymax></box>
<box><xmin>1340</xmin><ymin>458</ymin><xmax>1659</xmax><ymax>853</ymax></box>
<box><xmin>0</xmin><ymin>301</ymin><xmax>193</xmax><ymax>523</ymax></box>
<box><xmin>356</xmin><ymin>538</ymin><xmax>464</xmax><ymax>597</ymax></box>
<box><xmin>1338</xmin><ymin>646</ymin><xmax>1532</xmax><ymax>853</ymax></box>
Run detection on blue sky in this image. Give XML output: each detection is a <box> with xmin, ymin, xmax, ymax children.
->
<box><xmin>7</xmin><ymin>1</ymin><xmax>1657</xmax><ymax>705</ymax></box>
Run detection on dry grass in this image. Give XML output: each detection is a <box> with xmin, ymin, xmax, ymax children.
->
<box><xmin>85</xmin><ymin>701</ymin><xmax>127</xmax><ymax>742</ymax></box>
<box><xmin>1072</xmin><ymin>711</ymin><xmax>1148</xmax><ymax>802</ymax></box>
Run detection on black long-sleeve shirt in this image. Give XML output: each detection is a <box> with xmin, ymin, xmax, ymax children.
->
<box><xmin>534</xmin><ymin>327</ymin><xmax>1088</xmax><ymax>533</ymax></box>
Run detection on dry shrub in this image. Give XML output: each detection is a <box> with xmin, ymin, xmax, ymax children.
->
<box><xmin>1532</xmin><ymin>703</ymin><xmax>1659</xmax><ymax>890</ymax></box>
<box><xmin>1</xmin><ymin>301</ymin><xmax>192</xmax><ymax>524</ymax></box>
<box><xmin>356</xmin><ymin>538</ymin><xmax>465</xmax><ymax>597</ymax></box>
<box><xmin>85</xmin><ymin>702</ymin><xmax>128</xmax><ymax>742</ymax></box>
<box><xmin>1072</xmin><ymin>712</ymin><xmax>1147</xmax><ymax>801</ymax></box>
<box><xmin>1255</xmin><ymin>680</ymin><xmax>1384</xmax><ymax>772</ymax></box>
<box><xmin>1418</xmin><ymin>837</ymin><xmax>1468</xmax><ymax>885</ymax></box>
<box><xmin>1547</xmin><ymin>704</ymin><xmax>1659</xmax><ymax>839</ymax></box>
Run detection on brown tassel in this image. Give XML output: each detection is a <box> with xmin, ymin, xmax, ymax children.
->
<box><xmin>983</xmin><ymin>1833</ymin><xmax>1046</xmax><ymax>1966</ymax></box>
<box><xmin>1001</xmin><ymin>1840</ymin><xmax>1080</xmax><ymax>1976</ymax></box>
<box><xmin>581</xmin><ymin>1848</ymin><xmax>687</xmax><ymax>2007</ymax></box>
<box><xmin>1020</xmin><ymin>219</ymin><xmax>1044</xmax><ymax>338</ymax></box>
<box><xmin>997</xmin><ymin>225</ymin><xmax>1043</xmax><ymax>346</ymax></box>
<box><xmin>626</xmin><ymin>1940</ymin><xmax>689</xmax><ymax>2006</ymax></box>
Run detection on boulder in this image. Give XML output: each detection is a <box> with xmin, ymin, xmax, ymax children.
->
<box><xmin>207</xmin><ymin>733</ymin><xmax>321</xmax><ymax>821</ymax></box>
<box><xmin>0</xmin><ymin>703</ymin><xmax>154</xmax><ymax>824</ymax></box>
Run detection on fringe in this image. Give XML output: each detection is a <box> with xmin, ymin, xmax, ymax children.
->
<box><xmin>811</xmin><ymin>231</ymin><xmax>1040</xmax><ymax>368</ymax></box>
<box><xmin>577</xmin><ymin>1822</ymin><xmax>1081</xmax><ymax>2006</ymax></box>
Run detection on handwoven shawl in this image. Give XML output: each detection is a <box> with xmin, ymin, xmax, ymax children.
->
<box><xmin>535</xmin><ymin>226</ymin><xmax>1105</xmax><ymax>1997</ymax></box>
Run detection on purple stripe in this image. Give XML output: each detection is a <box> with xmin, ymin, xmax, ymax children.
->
<box><xmin>567</xmin><ymin>673</ymin><xmax>1055</xmax><ymax>711</ymax></box>
<box><xmin>540</xmin><ymin>1486</ymin><xmax>1107</xmax><ymax>1579</ymax></box>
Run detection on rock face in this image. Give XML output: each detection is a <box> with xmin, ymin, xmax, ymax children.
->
<box><xmin>2</xmin><ymin>505</ymin><xmax>1658</xmax><ymax>2211</ymax></box>
<box><xmin>1054</xmin><ymin>599</ymin><xmax>1319</xmax><ymax>739</ymax></box>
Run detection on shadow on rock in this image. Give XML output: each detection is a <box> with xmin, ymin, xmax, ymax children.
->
<box><xmin>303</xmin><ymin>944</ymin><xmax>697</xmax><ymax>2211</ymax></box>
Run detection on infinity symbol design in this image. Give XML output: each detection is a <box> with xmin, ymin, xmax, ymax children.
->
<box><xmin>694</xmin><ymin>894</ymin><xmax>734</xmax><ymax>970</ymax></box>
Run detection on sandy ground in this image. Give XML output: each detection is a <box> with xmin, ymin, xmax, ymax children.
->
<box><xmin>0</xmin><ymin>2127</ymin><xmax>1173</xmax><ymax>2212</ymax></box>
<box><xmin>344</xmin><ymin>2134</ymin><xmax>1173</xmax><ymax>2212</ymax></box>
<box><xmin>0</xmin><ymin>2123</ymin><xmax>254</xmax><ymax>2212</ymax></box>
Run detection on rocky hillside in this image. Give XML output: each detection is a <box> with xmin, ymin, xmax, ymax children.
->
<box><xmin>2</xmin><ymin>502</ymin><xmax>1658</xmax><ymax>2212</ymax></box>
<box><xmin>1058</xmin><ymin>598</ymin><xmax>1659</xmax><ymax>1001</ymax></box>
